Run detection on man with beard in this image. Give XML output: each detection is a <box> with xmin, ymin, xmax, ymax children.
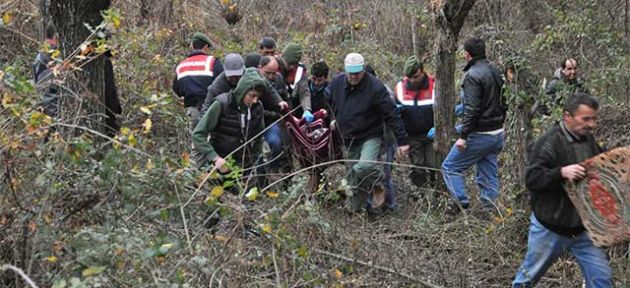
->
<box><xmin>395</xmin><ymin>56</ymin><xmax>438</xmax><ymax>187</ymax></box>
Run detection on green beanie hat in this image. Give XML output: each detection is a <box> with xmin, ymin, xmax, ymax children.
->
<box><xmin>403</xmin><ymin>56</ymin><xmax>423</xmax><ymax>77</ymax></box>
<box><xmin>282</xmin><ymin>43</ymin><xmax>303</xmax><ymax>65</ymax></box>
<box><xmin>191</xmin><ymin>32</ymin><xmax>212</xmax><ymax>47</ymax></box>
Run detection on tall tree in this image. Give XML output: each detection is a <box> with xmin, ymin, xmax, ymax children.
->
<box><xmin>431</xmin><ymin>0</ymin><xmax>476</xmax><ymax>158</ymax></box>
<box><xmin>49</xmin><ymin>0</ymin><xmax>113</xmax><ymax>139</ymax></box>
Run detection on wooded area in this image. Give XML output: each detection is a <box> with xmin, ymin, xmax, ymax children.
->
<box><xmin>1</xmin><ymin>0</ymin><xmax>629</xmax><ymax>287</ymax></box>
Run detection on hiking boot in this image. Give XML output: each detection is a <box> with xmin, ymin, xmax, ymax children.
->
<box><xmin>446</xmin><ymin>201</ymin><xmax>469</xmax><ymax>215</ymax></box>
<box><xmin>371</xmin><ymin>185</ymin><xmax>385</xmax><ymax>209</ymax></box>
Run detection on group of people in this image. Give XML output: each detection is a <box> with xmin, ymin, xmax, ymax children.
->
<box><xmin>171</xmin><ymin>32</ymin><xmax>613</xmax><ymax>287</ymax></box>
<box><xmin>33</xmin><ymin>28</ymin><xmax>611</xmax><ymax>287</ymax></box>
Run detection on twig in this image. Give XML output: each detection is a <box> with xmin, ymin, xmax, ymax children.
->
<box><xmin>0</xmin><ymin>264</ymin><xmax>39</xmax><ymax>288</ymax></box>
<box><xmin>173</xmin><ymin>184</ymin><xmax>193</xmax><ymax>255</ymax></box>
<box><xmin>313</xmin><ymin>249</ymin><xmax>444</xmax><ymax>288</ymax></box>
<box><xmin>54</xmin><ymin>123</ymin><xmax>150</xmax><ymax>157</ymax></box>
<box><xmin>272</xmin><ymin>246</ymin><xmax>283</xmax><ymax>288</ymax></box>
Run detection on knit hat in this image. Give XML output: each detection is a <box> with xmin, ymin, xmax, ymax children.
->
<box><xmin>244</xmin><ymin>52</ymin><xmax>262</xmax><ymax>68</ymax></box>
<box><xmin>191</xmin><ymin>32</ymin><xmax>211</xmax><ymax>46</ymax></box>
<box><xmin>403</xmin><ymin>56</ymin><xmax>423</xmax><ymax>77</ymax></box>
<box><xmin>344</xmin><ymin>53</ymin><xmax>364</xmax><ymax>73</ymax></box>
<box><xmin>282</xmin><ymin>43</ymin><xmax>303</xmax><ymax>65</ymax></box>
<box><xmin>224</xmin><ymin>53</ymin><xmax>245</xmax><ymax>77</ymax></box>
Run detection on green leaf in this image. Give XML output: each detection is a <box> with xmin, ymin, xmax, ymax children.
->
<box><xmin>52</xmin><ymin>279</ymin><xmax>67</xmax><ymax>288</ymax></box>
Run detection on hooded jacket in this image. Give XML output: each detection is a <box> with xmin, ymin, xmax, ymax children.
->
<box><xmin>199</xmin><ymin>70</ymin><xmax>283</xmax><ymax>117</ymax></box>
<box><xmin>326</xmin><ymin>72</ymin><xmax>408</xmax><ymax>146</ymax></box>
<box><xmin>192</xmin><ymin>68</ymin><xmax>266</xmax><ymax>168</ymax></box>
<box><xmin>527</xmin><ymin>121</ymin><xmax>603</xmax><ymax>237</ymax></box>
<box><xmin>459</xmin><ymin>58</ymin><xmax>506</xmax><ymax>139</ymax></box>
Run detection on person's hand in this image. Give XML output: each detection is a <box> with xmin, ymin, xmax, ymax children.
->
<box><xmin>278</xmin><ymin>101</ymin><xmax>289</xmax><ymax>111</ymax></box>
<box><xmin>302</xmin><ymin>110</ymin><xmax>314</xmax><ymax>123</ymax></box>
<box><xmin>213</xmin><ymin>156</ymin><xmax>230</xmax><ymax>174</ymax></box>
<box><xmin>455</xmin><ymin>138</ymin><xmax>467</xmax><ymax>151</ymax></box>
<box><xmin>330</xmin><ymin>120</ymin><xmax>336</xmax><ymax>131</ymax></box>
<box><xmin>454</xmin><ymin>104</ymin><xmax>464</xmax><ymax>116</ymax></box>
<box><xmin>561</xmin><ymin>164</ymin><xmax>586</xmax><ymax>181</ymax></box>
<box><xmin>397</xmin><ymin>145</ymin><xmax>410</xmax><ymax>157</ymax></box>
<box><xmin>427</xmin><ymin>127</ymin><xmax>436</xmax><ymax>139</ymax></box>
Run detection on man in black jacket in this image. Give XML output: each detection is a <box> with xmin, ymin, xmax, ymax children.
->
<box><xmin>173</xmin><ymin>32</ymin><xmax>224</xmax><ymax>132</ymax></box>
<box><xmin>395</xmin><ymin>56</ymin><xmax>437</xmax><ymax>187</ymax></box>
<box><xmin>441</xmin><ymin>37</ymin><xmax>506</xmax><ymax>213</ymax></box>
<box><xmin>512</xmin><ymin>92</ymin><xmax>612</xmax><ymax>287</ymax></box>
<box><xmin>326</xmin><ymin>53</ymin><xmax>409</xmax><ymax>212</ymax></box>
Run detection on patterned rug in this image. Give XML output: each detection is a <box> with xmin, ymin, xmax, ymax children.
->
<box><xmin>566</xmin><ymin>146</ymin><xmax>630</xmax><ymax>247</ymax></box>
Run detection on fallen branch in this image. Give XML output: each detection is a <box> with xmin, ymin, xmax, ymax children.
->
<box><xmin>313</xmin><ymin>249</ymin><xmax>444</xmax><ymax>288</ymax></box>
<box><xmin>0</xmin><ymin>264</ymin><xmax>39</xmax><ymax>288</ymax></box>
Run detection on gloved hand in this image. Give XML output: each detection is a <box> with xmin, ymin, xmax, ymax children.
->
<box><xmin>302</xmin><ymin>110</ymin><xmax>314</xmax><ymax>123</ymax></box>
<box><xmin>454</xmin><ymin>123</ymin><xmax>463</xmax><ymax>134</ymax></box>
<box><xmin>427</xmin><ymin>127</ymin><xmax>436</xmax><ymax>139</ymax></box>
<box><xmin>454</xmin><ymin>104</ymin><xmax>464</xmax><ymax>116</ymax></box>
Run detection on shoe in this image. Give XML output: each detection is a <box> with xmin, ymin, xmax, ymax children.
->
<box><xmin>371</xmin><ymin>185</ymin><xmax>385</xmax><ymax>209</ymax></box>
<box><xmin>446</xmin><ymin>201</ymin><xmax>469</xmax><ymax>215</ymax></box>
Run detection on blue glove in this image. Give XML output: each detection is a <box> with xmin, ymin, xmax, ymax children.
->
<box><xmin>455</xmin><ymin>104</ymin><xmax>464</xmax><ymax>116</ymax></box>
<box><xmin>302</xmin><ymin>110</ymin><xmax>314</xmax><ymax>123</ymax></box>
<box><xmin>454</xmin><ymin>123</ymin><xmax>463</xmax><ymax>134</ymax></box>
<box><xmin>427</xmin><ymin>127</ymin><xmax>436</xmax><ymax>139</ymax></box>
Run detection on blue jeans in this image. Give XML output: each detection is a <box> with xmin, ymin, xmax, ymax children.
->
<box><xmin>263</xmin><ymin>123</ymin><xmax>283</xmax><ymax>167</ymax></box>
<box><xmin>513</xmin><ymin>214</ymin><xmax>612</xmax><ymax>288</ymax></box>
<box><xmin>441</xmin><ymin>132</ymin><xmax>504</xmax><ymax>206</ymax></box>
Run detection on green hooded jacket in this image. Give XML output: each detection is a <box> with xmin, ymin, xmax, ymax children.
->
<box><xmin>192</xmin><ymin>68</ymin><xmax>267</xmax><ymax>167</ymax></box>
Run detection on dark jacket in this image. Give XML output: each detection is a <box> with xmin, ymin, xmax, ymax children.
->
<box><xmin>526</xmin><ymin>122</ymin><xmax>604</xmax><ymax>237</ymax></box>
<box><xmin>308</xmin><ymin>79</ymin><xmax>330</xmax><ymax>114</ymax></box>
<box><xmin>460</xmin><ymin>58</ymin><xmax>506</xmax><ymax>139</ymax></box>
<box><xmin>33</xmin><ymin>49</ymin><xmax>58</xmax><ymax>117</ymax></box>
<box><xmin>395</xmin><ymin>75</ymin><xmax>435</xmax><ymax>137</ymax></box>
<box><xmin>192</xmin><ymin>68</ymin><xmax>266</xmax><ymax>168</ymax></box>
<box><xmin>285</xmin><ymin>64</ymin><xmax>312</xmax><ymax>116</ymax></box>
<box><xmin>544</xmin><ymin>68</ymin><xmax>587</xmax><ymax>105</ymax></box>
<box><xmin>172</xmin><ymin>50</ymin><xmax>224</xmax><ymax>108</ymax></box>
<box><xmin>200</xmin><ymin>71</ymin><xmax>284</xmax><ymax>122</ymax></box>
<box><xmin>326</xmin><ymin>72</ymin><xmax>408</xmax><ymax>146</ymax></box>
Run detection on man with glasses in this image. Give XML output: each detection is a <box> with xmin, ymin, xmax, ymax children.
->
<box><xmin>395</xmin><ymin>56</ymin><xmax>438</xmax><ymax>188</ymax></box>
<box><xmin>257</xmin><ymin>56</ymin><xmax>291</xmax><ymax>175</ymax></box>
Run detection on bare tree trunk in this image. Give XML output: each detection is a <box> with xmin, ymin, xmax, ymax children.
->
<box><xmin>431</xmin><ymin>0</ymin><xmax>476</xmax><ymax>158</ymax></box>
<box><xmin>49</xmin><ymin>0</ymin><xmax>111</xmax><ymax>140</ymax></box>
<box><xmin>412</xmin><ymin>11</ymin><xmax>418</xmax><ymax>57</ymax></box>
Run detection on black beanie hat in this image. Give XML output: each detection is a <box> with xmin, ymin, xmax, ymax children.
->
<box><xmin>244</xmin><ymin>53</ymin><xmax>262</xmax><ymax>68</ymax></box>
